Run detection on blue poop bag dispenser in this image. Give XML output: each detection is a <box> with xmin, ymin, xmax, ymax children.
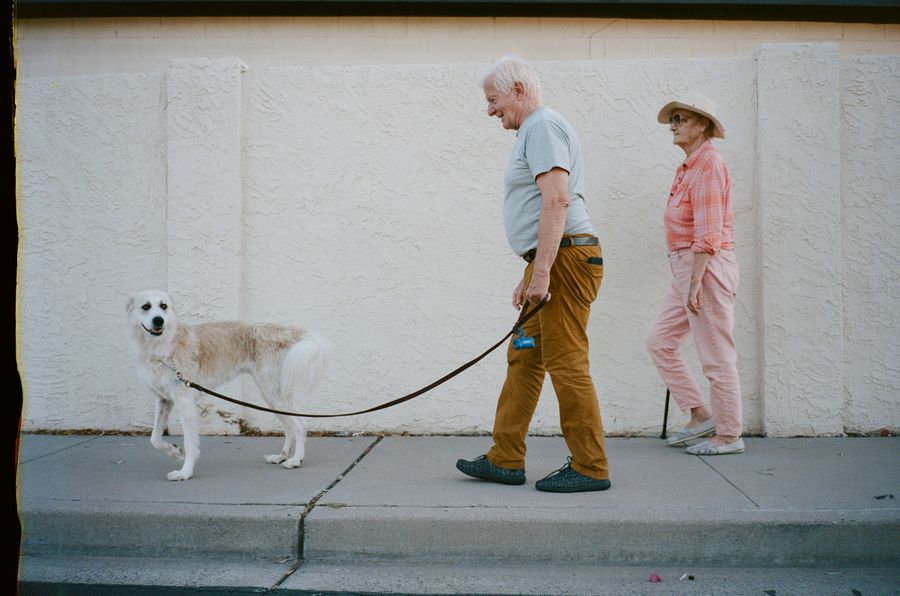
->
<box><xmin>513</xmin><ymin>326</ymin><xmax>535</xmax><ymax>350</ymax></box>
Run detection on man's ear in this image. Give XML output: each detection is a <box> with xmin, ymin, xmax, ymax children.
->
<box><xmin>513</xmin><ymin>81</ymin><xmax>525</xmax><ymax>98</ymax></box>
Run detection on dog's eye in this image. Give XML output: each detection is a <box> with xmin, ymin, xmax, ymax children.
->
<box><xmin>160</xmin><ymin>304</ymin><xmax>168</xmax><ymax>310</ymax></box>
<box><xmin>141</xmin><ymin>303</ymin><xmax>151</xmax><ymax>311</ymax></box>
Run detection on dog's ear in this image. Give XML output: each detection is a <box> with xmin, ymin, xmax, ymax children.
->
<box><xmin>126</xmin><ymin>292</ymin><xmax>137</xmax><ymax>313</ymax></box>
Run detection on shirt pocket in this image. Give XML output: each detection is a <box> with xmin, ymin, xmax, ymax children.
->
<box><xmin>668</xmin><ymin>167</ymin><xmax>693</xmax><ymax>207</ymax></box>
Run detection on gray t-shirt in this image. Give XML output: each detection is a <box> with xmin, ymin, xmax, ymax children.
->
<box><xmin>503</xmin><ymin>107</ymin><xmax>596</xmax><ymax>256</ymax></box>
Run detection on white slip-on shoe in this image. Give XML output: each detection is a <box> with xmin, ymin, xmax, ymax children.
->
<box><xmin>686</xmin><ymin>438</ymin><xmax>745</xmax><ymax>455</ymax></box>
<box><xmin>665</xmin><ymin>417</ymin><xmax>716</xmax><ymax>447</ymax></box>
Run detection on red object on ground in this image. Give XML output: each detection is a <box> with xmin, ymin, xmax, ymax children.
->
<box><xmin>648</xmin><ymin>572</ymin><xmax>662</xmax><ymax>583</ymax></box>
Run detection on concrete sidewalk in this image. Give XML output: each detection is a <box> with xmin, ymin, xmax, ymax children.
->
<box><xmin>17</xmin><ymin>433</ymin><xmax>900</xmax><ymax>594</ymax></box>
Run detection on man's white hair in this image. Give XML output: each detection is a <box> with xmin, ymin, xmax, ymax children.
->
<box><xmin>480</xmin><ymin>54</ymin><xmax>543</xmax><ymax>101</ymax></box>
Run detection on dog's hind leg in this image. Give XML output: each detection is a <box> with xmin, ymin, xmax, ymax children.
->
<box><xmin>150</xmin><ymin>394</ymin><xmax>184</xmax><ymax>461</ymax></box>
<box><xmin>270</xmin><ymin>336</ymin><xmax>326</xmax><ymax>469</ymax></box>
<box><xmin>256</xmin><ymin>374</ymin><xmax>301</xmax><ymax>466</ymax></box>
<box><xmin>280</xmin><ymin>415</ymin><xmax>306</xmax><ymax>469</ymax></box>
<box><xmin>264</xmin><ymin>411</ymin><xmax>294</xmax><ymax>465</ymax></box>
<box><xmin>167</xmin><ymin>387</ymin><xmax>200</xmax><ymax>481</ymax></box>
<box><xmin>267</xmin><ymin>391</ymin><xmax>306</xmax><ymax>469</ymax></box>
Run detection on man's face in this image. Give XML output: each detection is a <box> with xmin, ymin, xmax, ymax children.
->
<box><xmin>484</xmin><ymin>81</ymin><xmax>525</xmax><ymax>130</ymax></box>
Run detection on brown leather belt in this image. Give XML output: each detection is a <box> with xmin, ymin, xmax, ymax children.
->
<box><xmin>522</xmin><ymin>236</ymin><xmax>599</xmax><ymax>263</ymax></box>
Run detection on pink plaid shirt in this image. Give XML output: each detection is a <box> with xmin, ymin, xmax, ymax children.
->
<box><xmin>664</xmin><ymin>140</ymin><xmax>734</xmax><ymax>254</ymax></box>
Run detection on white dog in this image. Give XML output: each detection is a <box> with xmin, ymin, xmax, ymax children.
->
<box><xmin>127</xmin><ymin>289</ymin><xmax>328</xmax><ymax>481</ymax></box>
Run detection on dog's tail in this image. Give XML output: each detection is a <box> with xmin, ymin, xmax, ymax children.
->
<box><xmin>280</xmin><ymin>331</ymin><xmax>329</xmax><ymax>399</ymax></box>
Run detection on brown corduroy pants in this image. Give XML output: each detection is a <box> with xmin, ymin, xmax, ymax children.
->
<box><xmin>486</xmin><ymin>239</ymin><xmax>609</xmax><ymax>480</ymax></box>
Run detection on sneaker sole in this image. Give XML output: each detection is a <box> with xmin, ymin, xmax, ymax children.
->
<box><xmin>472</xmin><ymin>474</ymin><xmax>526</xmax><ymax>485</ymax></box>
<box><xmin>535</xmin><ymin>480</ymin><xmax>611</xmax><ymax>493</ymax></box>
<box><xmin>456</xmin><ymin>462</ymin><xmax>526</xmax><ymax>485</ymax></box>
<box><xmin>687</xmin><ymin>447</ymin><xmax>745</xmax><ymax>455</ymax></box>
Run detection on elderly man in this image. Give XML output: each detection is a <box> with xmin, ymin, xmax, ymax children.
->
<box><xmin>456</xmin><ymin>55</ymin><xmax>611</xmax><ymax>493</ymax></box>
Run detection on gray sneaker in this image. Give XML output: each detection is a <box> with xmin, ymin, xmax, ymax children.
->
<box><xmin>665</xmin><ymin>417</ymin><xmax>716</xmax><ymax>447</ymax></box>
<box><xmin>456</xmin><ymin>454</ymin><xmax>525</xmax><ymax>485</ymax></box>
<box><xmin>535</xmin><ymin>458</ymin><xmax>611</xmax><ymax>493</ymax></box>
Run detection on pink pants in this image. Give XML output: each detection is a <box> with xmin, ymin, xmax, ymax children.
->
<box><xmin>646</xmin><ymin>249</ymin><xmax>742</xmax><ymax>437</ymax></box>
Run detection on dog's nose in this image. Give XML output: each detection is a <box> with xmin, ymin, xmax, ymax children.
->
<box><xmin>152</xmin><ymin>316</ymin><xmax>164</xmax><ymax>327</ymax></box>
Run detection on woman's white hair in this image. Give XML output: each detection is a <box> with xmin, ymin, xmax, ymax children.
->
<box><xmin>480</xmin><ymin>54</ymin><xmax>543</xmax><ymax>101</ymax></box>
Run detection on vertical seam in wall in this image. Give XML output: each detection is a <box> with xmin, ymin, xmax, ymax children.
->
<box><xmin>236</xmin><ymin>60</ymin><xmax>249</xmax><ymax>418</ymax></box>
<box><xmin>837</xmin><ymin>55</ymin><xmax>848</xmax><ymax>434</ymax></box>
<box><xmin>162</xmin><ymin>66</ymin><xmax>170</xmax><ymax>289</ymax></box>
<box><xmin>753</xmin><ymin>47</ymin><xmax>766</xmax><ymax>437</ymax></box>
<box><xmin>238</xmin><ymin>59</ymin><xmax>248</xmax><ymax>322</ymax></box>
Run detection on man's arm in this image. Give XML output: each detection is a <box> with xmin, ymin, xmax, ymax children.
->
<box><xmin>524</xmin><ymin>167</ymin><xmax>569</xmax><ymax>305</ymax></box>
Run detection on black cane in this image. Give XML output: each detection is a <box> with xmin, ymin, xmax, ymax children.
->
<box><xmin>660</xmin><ymin>388</ymin><xmax>671</xmax><ymax>439</ymax></box>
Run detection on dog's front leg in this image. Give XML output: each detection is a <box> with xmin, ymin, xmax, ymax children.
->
<box><xmin>150</xmin><ymin>394</ymin><xmax>184</xmax><ymax>461</ymax></box>
<box><xmin>167</xmin><ymin>388</ymin><xmax>200</xmax><ymax>481</ymax></box>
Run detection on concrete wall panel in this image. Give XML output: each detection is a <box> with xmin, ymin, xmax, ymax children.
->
<box><xmin>17</xmin><ymin>74</ymin><xmax>167</xmax><ymax>431</ymax></box>
<box><xmin>756</xmin><ymin>44</ymin><xmax>844</xmax><ymax>436</ymax></box>
<box><xmin>840</xmin><ymin>56</ymin><xmax>900</xmax><ymax>434</ymax></box>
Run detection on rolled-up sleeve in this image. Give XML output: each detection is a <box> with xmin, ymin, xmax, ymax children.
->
<box><xmin>690</xmin><ymin>154</ymin><xmax>731</xmax><ymax>254</ymax></box>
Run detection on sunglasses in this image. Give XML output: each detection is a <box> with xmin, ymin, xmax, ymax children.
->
<box><xmin>669</xmin><ymin>113</ymin><xmax>693</xmax><ymax>127</ymax></box>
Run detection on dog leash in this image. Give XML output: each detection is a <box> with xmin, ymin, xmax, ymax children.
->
<box><xmin>161</xmin><ymin>297</ymin><xmax>549</xmax><ymax>418</ymax></box>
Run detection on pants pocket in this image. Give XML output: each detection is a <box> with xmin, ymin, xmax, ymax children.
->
<box><xmin>707</xmin><ymin>252</ymin><xmax>739</xmax><ymax>295</ymax></box>
<box><xmin>567</xmin><ymin>250</ymin><xmax>603</xmax><ymax>305</ymax></box>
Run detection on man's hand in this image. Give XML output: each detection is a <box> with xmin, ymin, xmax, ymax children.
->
<box><xmin>512</xmin><ymin>278</ymin><xmax>525</xmax><ymax>310</ymax></box>
<box><xmin>525</xmin><ymin>270</ymin><xmax>551</xmax><ymax>306</ymax></box>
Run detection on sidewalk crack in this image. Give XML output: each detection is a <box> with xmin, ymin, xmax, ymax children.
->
<box><xmin>301</xmin><ymin>436</ymin><xmax>383</xmax><ymax>519</ymax></box>
<box><xmin>270</xmin><ymin>435</ymin><xmax>383</xmax><ymax>589</ymax></box>
<box><xmin>18</xmin><ymin>434</ymin><xmax>106</xmax><ymax>464</ymax></box>
<box><xmin>699</xmin><ymin>458</ymin><xmax>760</xmax><ymax>508</ymax></box>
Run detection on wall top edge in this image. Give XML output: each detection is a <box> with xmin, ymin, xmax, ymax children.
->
<box><xmin>16</xmin><ymin>0</ymin><xmax>900</xmax><ymax>24</ymax></box>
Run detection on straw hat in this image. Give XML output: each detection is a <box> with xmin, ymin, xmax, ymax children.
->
<box><xmin>657</xmin><ymin>92</ymin><xmax>725</xmax><ymax>139</ymax></box>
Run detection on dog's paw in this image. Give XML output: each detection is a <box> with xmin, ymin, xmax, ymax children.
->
<box><xmin>168</xmin><ymin>444</ymin><xmax>185</xmax><ymax>460</ymax></box>
<box><xmin>152</xmin><ymin>440</ymin><xmax>185</xmax><ymax>460</ymax></box>
<box><xmin>265</xmin><ymin>453</ymin><xmax>287</xmax><ymax>464</ymax></box>
<box><xmin>281</xmin><ymin>457</ymin><xmax>304</xmax><ymax>469</ymax></box>
<box><xmin>166</xmin><ymin>469</ymin><xmax>193</xmax><ymax>481</ymax></box>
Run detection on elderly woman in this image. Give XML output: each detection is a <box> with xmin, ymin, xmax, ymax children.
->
<box><xmin>646</xmin><ymin>93</ymin><xmax>744</xmax><ymax>455</ymax></box>
<box><xmin>455</xmin><ymin>55</ymin><xmax>611</xmax><ymax>492</ymax></box>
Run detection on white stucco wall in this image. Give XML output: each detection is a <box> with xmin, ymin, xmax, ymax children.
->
<box><xmin>840</xmin><ymin>55</ymin><xmax>900</xmax><ymax>434</ymax></box>
<box><xmin>16</xmin><ymin>45</ymin><xmax>900</xmax><ymax>437</ymax></box>
<box><xmin>757</xmin><ymin>43</ymin><xmax>844</xmax><ymax>436</ymax></box>
<box><xmin>17</xmin><ymin>73</ymin><xmax>167</xmax><ymax>429</ymax></box>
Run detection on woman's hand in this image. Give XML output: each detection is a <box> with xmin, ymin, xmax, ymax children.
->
<box><xmin>687</xmin><ymin>252</ymin><xmax>712</xmax><ymax>315</ymax></box>
<box><xmin>687</xmin><ymin>280</ymin><xmax>702</xmax><ymax>315</ymax></box>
